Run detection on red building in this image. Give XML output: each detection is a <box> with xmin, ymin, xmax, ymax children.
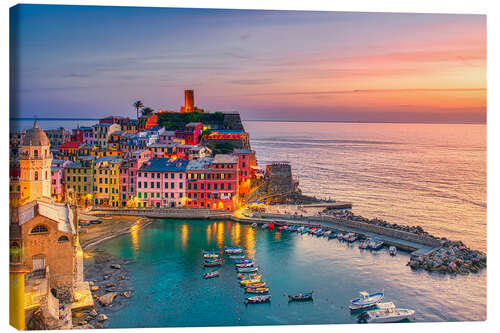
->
<box><xmin>185</xmin><ymin>154</ymin><xmax>239</xmax><ymax>211</ymax></box>
<box><xmin>138</xmin><ymin>115</ymin><xmax>158</xmax><ymax>131</ymax></box>
<box><xmin>233</xmin><ymin>148</ymin><xmax>256</xmax><ymax>197</ymax></box>
<box><xmin>175</xmin><ymin>122</ymin><xmax>203</xmax><ymax>145</ymax></box>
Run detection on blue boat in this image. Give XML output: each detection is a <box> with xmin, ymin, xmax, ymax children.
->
<box><xmin>369</xmin><ymin>237</ymin><xmax>384</xmax><ymax>250</ymax></box>
<box><xmin>237</xmin><ymin>266</ymin><xmax>258</xmax><ymax>273</ymax></box>
<box><xmin>233</xmin><ymin>258</ymin><xmax>253</xmax><ymax>264</ymax></box>
<box><xmin>349</xmin><ymin>291</ymin><xmax>384</xmax><ymax>310</ymax></box>
<box><xmin>288</xmin><ymin>292</ymin><xmax>313</xmax><ymax>302</ymax></box>
<box><xmin>229</xmin><ymin>254</ymin><xmax>246</xmax><ymax>259</ymax></box>
<box><xmin>328</xmin><ymin>232</ymin><xmax>339</xmax><ymax>239</ymax></box>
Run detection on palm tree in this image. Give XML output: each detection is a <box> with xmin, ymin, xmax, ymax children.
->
<box><xmin>142</xmin><ymin>107</ymin><xmax>154</xmax><ymax>116</ymax></box>
<box><xmin>133</xmin><ymin>100</ymin><xmax>144</xmax><ymax>119</ymax></box>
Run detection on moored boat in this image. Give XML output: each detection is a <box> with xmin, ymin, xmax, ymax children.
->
<box><xmin>323</xmin><ymin>230</ymin><xmax>332</xmax><ymax>236</ymax></box>
<box><xmin>369</xmin><ymin>237</ymin><xmax>384</xmax><ymax>250</ymax></box>
<box><xmin>238</xmin><ymin>273</ymin><xmax>261</xmax><ymax>280</ymax></box>
<box><xmin>262</xmin><ymin>223</ymin><xmax>269</xmax><ymax>230</ymax></box>
<box><xmin>229</xmin><ymin>254</ymin><xmax>246</xmax><ymax>259</ymax></box>
<box><xmin>277</xmin><ymin>225</ymin><xmax>288</xmax><ymax>231</ymax></box>
<box><xmin>225</xmin><ymin>246</ymin><xmax>244</xmax><ymax>254</ymax></box>
<box><xmin>349</xmin><ymin>291</ymin><xmax>384</xmax><ymax>310</ymax></box>
<box><xmin>245</xmin><ymin>286</ymin><xmax>270</xmax><ymax>294</ymax></box>
<box><xmin>389</xmin><ymin>246</ymin><xmax>397</xmax><ymax>256</ymax></box>
<box><xmin>359</xmin><ymin>308</ymin><xmax>416</xmax><ymax>323</ymax></box>
<box><xmin>204</xmin><ymin>259</ymin><xmax>224</xmax><ymax>267</ymax></box>
<box><xmin>288</xmin><ymin>292</ymin><xmax>313</xmax><ymax>302</ymax></box>
<box><xmin>203</xmin><ymin>271</ymin><xmax>220</xmax><ymax>279</ymax></box>
<box><xmin>237</xmin><ymin>266</ymin><xmax>258</xmax><ymax>273</ymax></box>
<box><xmin>233</xmin><ymin>258</ymin><xmax>253</xmax><ymax>264</ymax></box>
<box><xmin>235</xmin><ymin>263</ymin><xmax>254</xmax><ymax>268</ymax></box>
<box><xmin>245</xmin><ymin>281</ymin><xmax>266</xmax><ymax>288</ymax></box>
<box><xmin>245</xmin><ymin>295</ymin><xmax>271</xmax><ymax>304</ymax></box>
<box><xmin>328</xmin><ymin>232</ymin><xmax>339</xmax><ymax>239</ymax></box>
<box><xmin>240</xmin><ymin>277</ymin><xmax>261</xmax><ymax>286</ymax></box>
<box><xmin>251</xmin><ymin>222</ymin><xmax>258</xmax><ymax>228</ymax></box>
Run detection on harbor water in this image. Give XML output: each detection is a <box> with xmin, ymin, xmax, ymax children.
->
<box><xmin>89</xmin><ymin>219</ymin><xmax>486</xmax><ymax>328</ymax></box>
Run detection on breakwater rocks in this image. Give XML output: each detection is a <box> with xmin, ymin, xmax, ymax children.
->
<box><xmin>76</xmin><ymin>250</ymin><xmax>134</xmax><ymax>329</ymax></box>
<box><xmin>408</xmin><ymin>241</ymin><xmax>487</xmax><ymax>275</ymax></box>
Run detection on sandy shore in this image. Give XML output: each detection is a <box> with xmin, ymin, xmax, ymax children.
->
<box><xmin>79</xmin><ymin>215</ymin><xmax>153</xmax><ymax>250</ymax></box>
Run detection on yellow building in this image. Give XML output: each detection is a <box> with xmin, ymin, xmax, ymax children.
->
<box><xmin>64</xmin><ymin>156</ymin><xmax>95</xmax><ymax>206</ymax></box>
<box><xmin>92</xmin><ymin>157</ymin><xmax>121</xmax><ymax>207</ymax></box>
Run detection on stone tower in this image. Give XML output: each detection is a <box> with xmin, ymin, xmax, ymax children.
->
<box><xmin>18</xmin><ymin>121</ymin><xmax>53</xmax><ymax>204</ymax></box>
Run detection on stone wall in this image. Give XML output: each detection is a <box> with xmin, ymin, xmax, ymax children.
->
<box><xmin>266</xmin><ymin>163</ymin><xmax>294</xmax><ymax>199</ymax></box>
<box><xmin>91</xmin><ymin>207</ymin><xmax>231</xmax><ymax>219</ymax></box>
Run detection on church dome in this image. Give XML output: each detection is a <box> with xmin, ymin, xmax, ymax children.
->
<box><xmin>22</xmin><ymin>121</ymin><xmax>50</xmax><ymax>146</ymax></box>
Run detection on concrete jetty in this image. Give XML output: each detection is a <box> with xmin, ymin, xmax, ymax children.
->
<box><xmin>301</xmin><ymin>201</ymin><xmax>352</xmax><ymax>209</ymax></box>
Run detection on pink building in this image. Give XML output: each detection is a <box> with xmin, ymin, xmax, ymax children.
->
<box><xmin>51</xmin><ymin>159</ymin><xmax>71</xmax><ymax>201</ymax></box>
<box><xmin>175</xmin><ymin>122</ymin><xmax>203</xmax><ymax>145</ymax></box>
<box><xmin>119</xmin><ymin>149</ymin><xmax>152</xmax><ymax>206</ymax></box>
<box><xmin>158</xmin><ymin>129</ymin><xmax>177</xmax><ymax>144</ymax></box>
<box><xmin>136</xmin><ymin>158</ymin><xmax>189</xmax><ymax>208</ymax></box>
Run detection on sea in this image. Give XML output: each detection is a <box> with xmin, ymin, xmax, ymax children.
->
<box><xmin>11</xmin><ymin>119</ymin><xmax>487</xmax><ymax>326</ymax></box>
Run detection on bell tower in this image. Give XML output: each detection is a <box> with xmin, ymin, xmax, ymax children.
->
<box><xmin>18</xmin><ymin>121</ymin><xmax>53</xmax><ymax>204</ymax></box>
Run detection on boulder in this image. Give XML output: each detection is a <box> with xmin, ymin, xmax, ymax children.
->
<box><xmin>97</xmin><ymin>314</ymin><xmax>108</xmax><ymax>322</ymax></box>
<box><xmin>98</xmin><ymin>292</ymin><xmax>118</xmax><ymax>306</ymax></box>
<box><xmin>110</xmin><ymin>264</ymin><xmax>121</xmax><ymax>270</ymax></box>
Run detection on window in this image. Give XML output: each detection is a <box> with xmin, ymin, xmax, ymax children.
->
<box><xmin>156</xmin><ymin>193</ymin><xmax>160</xmax><ymax>198</ymax></box>
<box><xmin>157</xmin><ymin>182</ymin><xmax>160</xmax><ymax>188</ymax></box>
<box><xmin>30</xmin><ymin>225</ymin><xmax>48</xmax><ymax>234</ymax></box>
<box><xmin>179</xmin><ymin>183</ymin><xmax>183</xmax><ymax>189</ymax></box>
<box><xmin>221</xmin><ymin>184</ymin><xmax>224</xmax><ymax>190</ymax></box>
<box><xmin>171</xmin><ymin>193</ymin><xmax>174</xmax><ymax>198</ymax></box>
<box><xmin>34</xmin><ymin>171</ymin><xmax>39</xmax><ymax>181</ymax></box>
<box><xmin>150</xmin><ymin>182</ymin><xmax>154</xmax><ymax>188</ymax></box>
<box><xmin>228</xmin><ymin>183</ymin><xmax>231</xmax><ymax>190</ymax></box>
<box><xmin>58</xmin><ymin>236</ymin><xmax>69</xmax><ymax>243</ymax></box>
<box><xmin>138</xmin><ymin>182</ymin><xmax>142</xmax><ymax>188</ymax></box>
<box><xmin>170</xmin><ymin>173</ymin><xmax>174</xmax><ymax>179</ymax></box>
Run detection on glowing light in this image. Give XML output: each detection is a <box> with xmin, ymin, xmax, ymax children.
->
<box><xmin>130</xmin><ymin>223</ymin><xmax>140</xmax><ymax>252</ymax></box>
<box><xmin>206</xmin><ymin>225</ymin><xmax>212</xmax><ymax>243</ymax></box>
<box><xmin>216</xmin><ymin>222</ymin><xmax>224</xmax><ymax>248</ymax></box>
<box><xmin>274</xmin><ymin>231</ymin><xmax>281</xmax><ymax>241</ymax></box>
<box><xmin>181</xmin><ymin>224</ymin><xmax>189</xmax><ymax>249</ymax></box>
<box><xmin>244</xmin><ymin>226</ymin><xmax>256</xmax><ymax>257</ymax></box>
<box><xmin>231</xmin><ymin>222</ymin><xmax>241</xmax><ymax>246</ymax></box>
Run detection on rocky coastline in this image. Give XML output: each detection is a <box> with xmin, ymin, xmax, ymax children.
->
<box><xmin>322</xmin><ymin>209</ymin><xmax>487</xmax><ymax>275</ymax></box>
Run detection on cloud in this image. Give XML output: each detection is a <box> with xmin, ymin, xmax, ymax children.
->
<box><xmin>245</xmin><ymin>88</ymin><xmax>486</xmax><ymax>96</ymax></box>
<box><xmin>227</xmin><ymin>79</ymin><xmax>273</xmax><ymax>85</ymax></box>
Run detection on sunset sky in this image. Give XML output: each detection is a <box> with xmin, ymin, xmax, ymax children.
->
<box><xmin>10</xmin><ymin>5</ymin><xmax>486</xmax><ymax>123</ymax></box>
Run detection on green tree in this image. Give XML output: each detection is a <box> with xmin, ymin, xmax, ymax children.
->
<box><xmin>142</xmin><ymin>107</ymin><xmax>154</xmax><ymax>116</ymax></box>
<box><xmin>133</xmin><ymin>100</ymin><xmax>144</xmax><ymax>119</ymax></box>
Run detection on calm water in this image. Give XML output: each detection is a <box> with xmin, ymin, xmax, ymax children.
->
<box><xmin>92</xmin><ymin>219</ymin><xmax>486</xmax><ymax>328</ymax></box>
<box><xmin>245</xmin><ymin>122</ymin><xmax>487</xmax><ymax>252</ymax></box>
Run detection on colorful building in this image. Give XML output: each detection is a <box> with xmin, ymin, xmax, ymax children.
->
<box><xmin>51</xmin><ymin>159</ymin><xmax>71</xmax><ymax>202</ymax></box>
<box><xmin>64</xmin><ymin>157</ymin><xmax>95</xmax><ymax>206</ymax></box>
<box><xmin>119</xmin><ymin>149</ymin><xmax>152</xmax><ymax>207</ymax></box>
<box><xmin>175</xmin><ymin>122</ymin><xmax>203</xmax><ymax>145</ymax></box>
<box><xmin>92</xmin><ymin>157</ymin><xmax>122</xmax><ymax>207</ymax></box>
<box><xmin>185</xmin><ymin>154</ymin><xmax>239</xmax><ymax>211</ymax></box>
<box><xmin>136</xmin><ymin>158</ymin><xmax>188</xmax><ymax>208</ymax></box>
<box><xmin>92</xmin><ymin>123</ymin><xmax>120</xmax><ymax>148</ymax></box>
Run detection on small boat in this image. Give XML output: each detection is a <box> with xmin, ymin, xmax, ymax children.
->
<box><xmin>245</xmin><ymin>295</ymin><xmax>271</xmax><ymax>304</ymax></box>
<box><xmin>235</xmin><ymin>263</ymin><xmax>254</xmax><ymax>268</ymax></box>
<box><xmin>203</xmin><ymin>271</ymin><xmax>220</xmax><ymax>279</ymax></box>
<box><xmin>251</xmin><ymin>223</ymin><xmax>258</xmax><ymax>228</ymax></box>
<box><xmin>277</xmin><ymin>225</ymin><xmax>288</xmax><ymax>231</ymax></box>
<box><xmin>315</xmin><ymin>229</ymin><xmax>325</xmax><ymax>236</ymax></box>
<box><xmin>369</xmin><ymin>237</ymin><xmax>384</xmax><ymax>250</ymax></box>
<box><xmin>237</xmin><ymin>266</ymin><xmax>258</xmax><ymax>273</ymax></box>
<box><xmin>307</xmin><ymin>227</ymin><xmax>317</xmax><ymax>234</ymax></box>
<box><xmin>344</xmin><ymin>233</ymin><xmax>358</xmax><ymax>243</ymax></box>
<box><xmin>90</xmin><ymin>220</ymin><xmax>102</xmax><ymax>224</ymax></box>
<box><xmin>240</xmin><ymin>278</ymin><xmax>261</xmax><ymax>286</ymax></box>
<box><xmin>358</xmin><ymin>308</ymin><xmax>416</xmax><ymax>323</ymax></box>
<box><xmin>233</xmin><ymin>258</ymin><xmax>253</xmax><ymax>264</ymax></box>
<box><xmin>359</xmin><ymin>241</ymin><xmax>369</xmax><ymax>249</ymax></box>
<box><xmin>78</xmin><ymin>221</ymin><xmax>89</xmax><ymax>227</ymax></box>
<box><xmin>229</xmin><ymin>254</ymin><xmax>246</xmax><ymax>260</ymax></box>
<box><xmin>328</xmin><ymin>232</ymin><xmax>339</xmax><ymax>239</ymax></box>
<box><xmin>203</xmin><ymin>259</ymin><xmax>224</xmax><ymax>267</ymax></box>
<box><xmin>375</xmin><ymin>302</ymin><xmax>396</xmax><ymax>310</ymax></box>
<box><xmin>245</xmin><ymin>286</ymin><xmax>270</xmax><ymax>294</ymax></box>
<box><xmin>323</xmin><ymin>230</ymin><xmax>332</xmax><ymax>236</ymax></box>
<box><xmin>288</xmin><ymin>292</ymin><xmax>313</xmax><ymax>302</ymax></box>
<box><xmin>225</xmin><ymin>247</ymin><xmax>244</xmax><ymax>254</ymax></box>
<box><xmin>349</xmin><ymin>291</ymin><xmax>384</xmax><ymax>310</ymax></box>
<box><xmin>262</xmin><ymin>223</ymin><xmax>269</xmax><ymax>230</ymax></box>
<box><xmin>238</xmin><ymin>273</ymin><xmax>261</xmax><ymax>280</ymax></box>
<box><xmin>389</xmin><ymin>246</ymin><xmax>397</xmax><ymax>256</ymax></box>
<box><xmin>246</xmin><ymin>281</ymin><xmax>266</xmax><ymax>288</ymax></box>
<box><xmin>203</xmin><ymin>251</ymin><xmax>220</xmax><ymax>259</ymax></box>
<box><xmin>297</xmin><ymin>227</ymin><xmax>305</xmax><ymax>233</ymax></box>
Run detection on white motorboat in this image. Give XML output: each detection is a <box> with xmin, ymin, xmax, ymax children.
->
<box><xmin>359</xmin><ymin>307</ymin><xmax>416</xmax><ymax>323</ymax></box>
<box><xmin>375</xmin><ymin>302</ymin><xmax>395</xmax><ymax>310</ymax></box>
<box><xmin>349</xmin><ymin>291</ymin><xmax>384</xmax><ymax>310</ymax></box>
<box><xmin>389</xmin><ymin>246</ymin><xmax>397</xmax><ymax>256</ymax></box>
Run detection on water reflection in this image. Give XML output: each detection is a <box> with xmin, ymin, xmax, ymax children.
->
<box><xmin>206</xmin><ymin>225</ymin><xmax>212</xmax><ymax>243</ymax></box>
<box><xmin>130</xmin><ymin>223</ymin><xmax>140</xmax><ymax>252</ymax></box>
<box><xmin>181</xmin><ymin>224</ymin><xmax>189</xmax><ymax>249</ymax></box>
<box><xmin>231</xmin><ymin>222</ymin><xmax>241</xmax><ymax>246</ymax></box>
<box><xmin>274</xmin><ymin>231</ymin><xmax>281</xmax><ymax>241</ymax></box>
<box><xmin>244</xmin><ymin>226</ymin><xmax>256</xmax><ymax>257</ymax></box>
<box><xmin>216</xmin><ymin>222</ymin><xmax>224</xmax><ymax>248</ymax></box>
